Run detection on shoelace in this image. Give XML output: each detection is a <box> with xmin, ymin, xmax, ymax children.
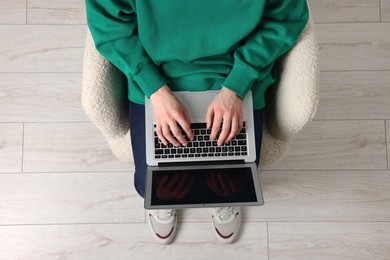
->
<box><xmin>215</xmin><ymin>207</ymin><xmax>233</xmax><ymax>221</ymax></box>
<box><xmin>155</xmin><ymin>209</ymin><xmax>173</xmax><ymax>220</ymax></box>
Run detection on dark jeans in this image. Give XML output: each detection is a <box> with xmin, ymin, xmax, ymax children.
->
<box><xmin>129</xmin><ymin>101</ymin><xmax>264</xmax><ymax>198</ymax></box>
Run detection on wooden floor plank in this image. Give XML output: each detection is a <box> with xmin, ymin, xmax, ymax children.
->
<box><xmin>316</xmin><ymin>23</ymin><xmax>390</xmax><ymax>71</ymax></box>
<box><xmin>27</xmin><ymin>0</ymin><xmax>86</xmax><ymax>25</ymax></box>
<box><xmin>0</xmin><ymin>73</ymin><xmax>88</xmax><ymax>123</ymax></box>
<box><xmin>261</xmin><ymin>120</ymin><xmax>387</xmax><ymax>170</ymax></box>
<box><xmin>268</xmin><ymin>222</ymin><xmax>390</xmax><ymax>260</ymax></box>
<box><xmin>23</xmin><ymin>122</ymin><xmax>130</xmax><ymax>172</ymax></box>
<box><xmin>250</xmin><ymin>170</ymin><xmax>390</xmax><ymax>222</ymax></box>
<box><xmin>0</xmin><ymin>0</ymin><xmax>26</xmax><ymax>25</ymax></box>
<box><xmin>0</xmin><ymin>25</ymin><xmax>86</xmax><ymax>73</ymax></box>
<box><xmin>0</xmin><ymin>172</ymin><xmax>144</xmax><ymax>225</ymax></box>
<box><xmin>309</xmin><ymin>0</ymin><xmax>380</xmax><ymax>23</ymax></box>
<box><xmin>381</xmin><ymin>0</ymin><xmax>390</xmax><ymax>21</ymax></box>
<box><xmin>0</xmin><ymin>222</ymin><xmax>268</xmax><ymax>260</ymax></box>
<box><xmin>0</xmin><ymin>123</ymin><xmax>23</xmax><ymax>173</ymax></box>
<box><xmin>387</xmin><ymin>143</ymin><xmax>390</xmax><ymax>169</ymax></box>
<box><xmin>315</xmin><ymin>71</ymin><xmax>390</xmax><ymax>120</ymax></box>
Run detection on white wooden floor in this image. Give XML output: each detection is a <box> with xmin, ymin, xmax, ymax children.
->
<box><xmin>1</xmin><ymin>1</ymin><xmax>390</xmax><ymax>259</ymax></box>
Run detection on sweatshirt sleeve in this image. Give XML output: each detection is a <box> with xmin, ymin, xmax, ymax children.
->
<box><xmin>222</xmin><ymin>0</ymin><xmax>309</xmax><ymax>99</ymax></box>
<box><xmin>85</xmin><ymin>0</ymin><xmax>168</xmax><ymax>98</ymax></box>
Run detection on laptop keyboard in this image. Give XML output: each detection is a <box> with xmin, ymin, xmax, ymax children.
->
<box><xmin>154</xmin><ymin>122</ymin><xmax>248</xmax><ymax>159</ymax></box>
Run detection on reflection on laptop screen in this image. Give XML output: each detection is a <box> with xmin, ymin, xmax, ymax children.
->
<box><xmin>150</xmin><ymin>167</ymin><xmax>258</xmax><ymax>206</ymax></box>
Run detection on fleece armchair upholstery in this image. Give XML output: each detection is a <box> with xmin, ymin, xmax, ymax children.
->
<box><xmin>81</xmin><ymin>13</ymin><xmax>319</xmax><ymax>167</ymax></box>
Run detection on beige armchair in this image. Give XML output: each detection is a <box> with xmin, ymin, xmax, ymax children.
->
<box><xmin>81</xmin><ymin>13</ymin><xmax>319</xmax><ymax>168</ymax></box>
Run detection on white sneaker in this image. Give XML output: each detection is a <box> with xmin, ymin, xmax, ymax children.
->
<box><xmin>146</xmin><ymin>209</ymin><xmax>177</xmax><ymax>244</ymax></box>
<box><xmin>211</xmin><ymin>207</ymin><xmax>241</xmax><ymax>243</ymax></box>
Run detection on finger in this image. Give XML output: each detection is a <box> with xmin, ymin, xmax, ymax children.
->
<box><xmin>218</xmin><ymin>115</ymin><xmax>231</xmax><ymax>146</ymax></box>
<box><xmin>182</xmin><ymin>109</ymin><xmax>194</xmax><ymax>141</ymax></box>
<box><xmin>206</xmin><ymin>106</ymin><xmax>214</xmax><ymax>130</ymax></box>
<box><xmin>169</xmin><ymin>120</ymin><xmax>187</xmax><ymax>146</ymax></box>
<box><xmin>210</xmin><ymin>113</ymin><xmax>223</xmax><ymax>141</ymax></box>
<box><xmin>176</xmin><ymin>116</ymin><xmax>192</xmax><ymax>144</ymax></box>
<box><xmin>238</xmin><ymin>112</ymin><xmax>244</xmax><ymax>134</ymax></box>
<box><xmin>162</xmin><ymin>123</ymin><xmax>180</xmax><ymax>147</ymax></box>
<box><xmin>225</xmin><ymin>115</ymin><xmax>240</xmax><ymax>143</ymax></box>
<box><xmin>155</xmin><ymin>124</ymin><xmax>168</xmax><ymax>146</ymax></box>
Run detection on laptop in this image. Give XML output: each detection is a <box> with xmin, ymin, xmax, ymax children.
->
<box><xmin>144</xmin><ymin>90</ymin><xmax>264</xmax><ymax>209</ymax></box>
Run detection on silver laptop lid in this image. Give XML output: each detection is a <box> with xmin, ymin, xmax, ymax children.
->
<box><xmin>145</xmin><ymin>90</ymin><xmax>256</xmax><ymax>166</ymax></box>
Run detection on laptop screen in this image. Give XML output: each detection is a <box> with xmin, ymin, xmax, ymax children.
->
<box><xmin>149</xmin><ymin>166</ymin><xmax>258</xmax><ymax>206</ymax></box>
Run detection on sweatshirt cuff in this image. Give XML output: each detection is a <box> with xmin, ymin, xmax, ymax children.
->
<box><xmin>132</xmin><ymin>62</ymin><xmax>168</xmax><ymax>98</ymax></box>
<box><xmin>222</xmin><ymin>62</ymin><xmax>258</xmax><ymax>100</ymax></box>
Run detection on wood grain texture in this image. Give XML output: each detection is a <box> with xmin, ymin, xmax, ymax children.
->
<box><xmin>0</xmin><ymin>25</ymin><xmax>86</xmax><ymax>73</ymax></box>
<box><xmin>23</xmin><ymin>123</ymin><xmax>131</xmax><ymax>172</ymax></box>
<box><xmin>387</xmin><ymin>143</ymin><xmax>390</xmax><ymax>169</ymax></box>
<box><xmin>0</xmin><ymin>123</ymin><xmax>23</xmax><ymax>173</ymax></box>
<box><xmin>179</xmin><ymin>170</ymin><xmax>390</xmax><ymax>222</ymax></box>
<box><xmin>308</xmin><ymin>0</ymin><xmax>380</xmax><ymax>23</ymax></box>
<box><xmin>251</xmin><ymin>170</ymin><xmax>390</xmax><ymax>222</ymax></box>
<box><xmin>381</xmin><ymin>0</ymin><xmax>390</xmax><ymax>21</ymax></box>
<box><xmin>27</xmin><ymin>0</ymin><xmax>86</xmax><ymax>25</ymax></box>
<box><xmin>0</xmin><ymin>0</ymin><xmax>26</xmax><ymax>24</ymax></box>
<box><xmin>0</xmin><ymin>73</ymin><xmax>88</xmax><ymax>123</ymax></box>
<box><xmin>387</xmin><ymin>121</ymin><xmax>389</xmax><ymax>169</ymax></box>
<box><xmin>315</xmin><ymin>71</ymin><xmax>390</xmax><ymax>120</ymax></box>
<box><xmin>268</xmin><ymin>222</ymin><xmax>390</xmax><ymax>260</ymax></box>
<box><xmin>261</xmin><ymin>120</ymin><xmax>387</xmax><ymax>170</ymax></box>
<box><xmin>316</xmin><ymin>23</ymin><xmax>390</xmax><ymax>71</ymax></box>
<box><xmin>0</xmin><ymin>172</ymin><xmax>144</xmax><ymax>225</ymax></box>
<box><xmin>0</xmin><ymin>222</ymin><xmax>268</xmax><ymax>260</ymax></box>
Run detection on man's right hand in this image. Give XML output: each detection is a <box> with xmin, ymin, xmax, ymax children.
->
<box><xmin>150</xmin><ymin>84</ymin><xmax>194</xmax><ymax>147</ymax></box>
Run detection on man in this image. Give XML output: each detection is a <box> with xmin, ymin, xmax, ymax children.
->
<box><xmin>85</xmin><ymin>0</ymin><xmax>309</xmax><ymax>244</ymax></box>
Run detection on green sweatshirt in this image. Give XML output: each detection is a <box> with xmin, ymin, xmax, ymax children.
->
<box><xmin>85</xmin><ymin>0</ymin><xmax>309</xmax><ymax>109</ymax></box>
